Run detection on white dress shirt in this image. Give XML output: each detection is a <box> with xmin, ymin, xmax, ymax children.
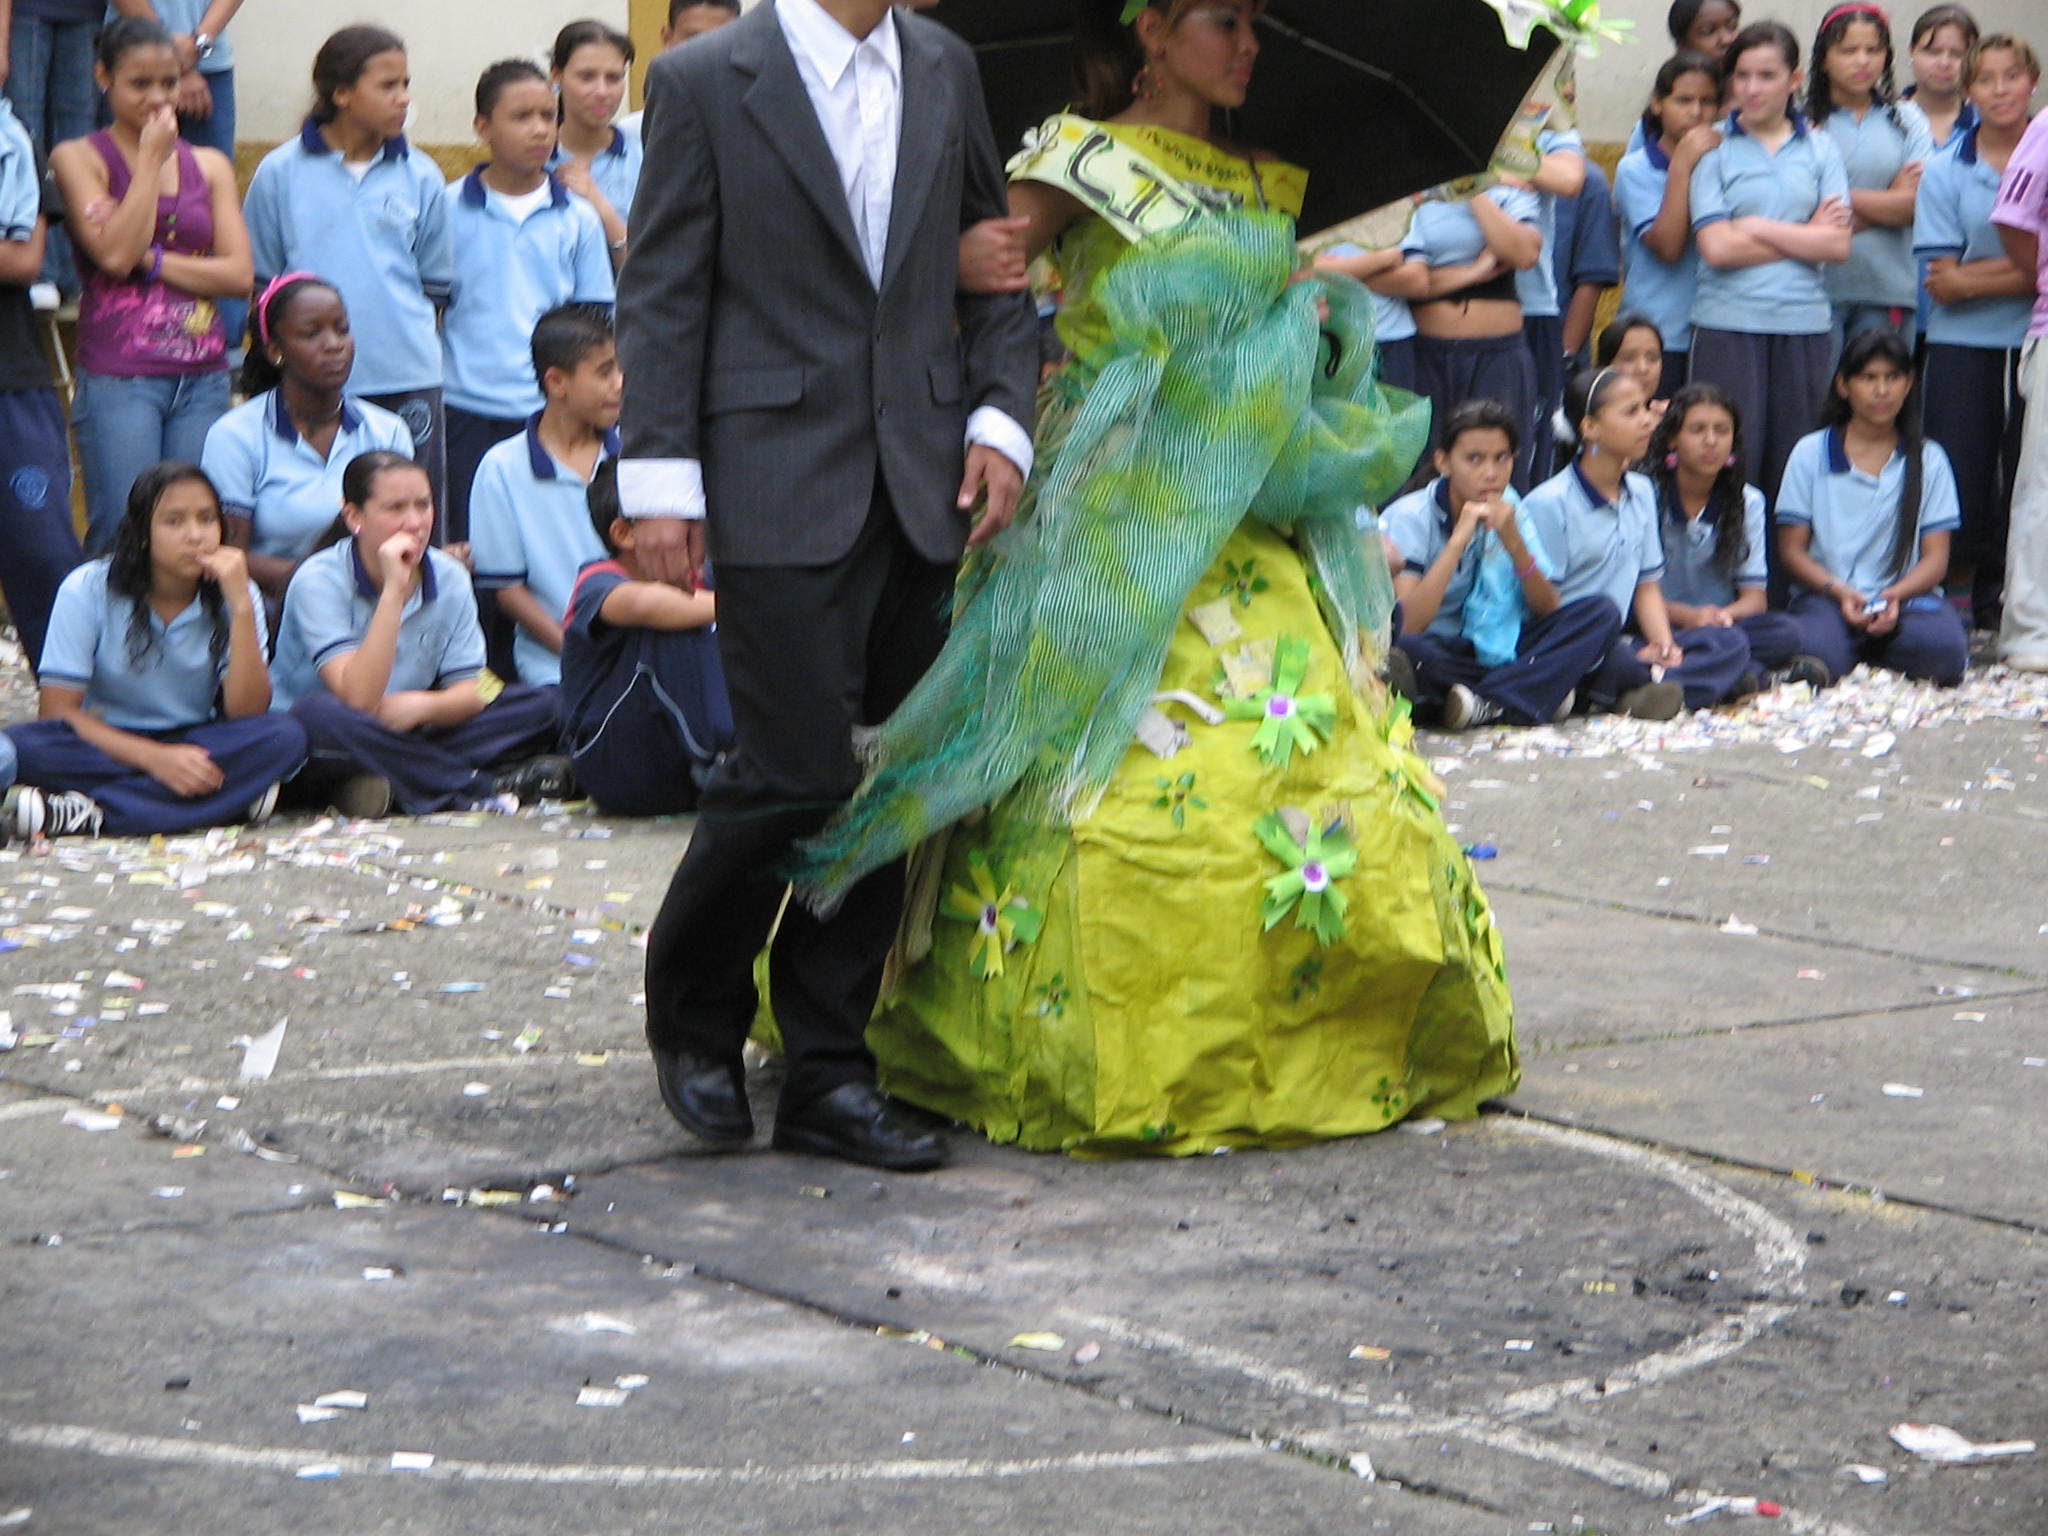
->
<box><xmin>621</xmin><ymin>0</ymin><xmax>1033</xmax><ymax>522</ymax></box>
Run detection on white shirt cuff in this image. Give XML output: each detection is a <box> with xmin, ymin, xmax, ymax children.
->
<box><xmin>618</xmin><ymin>458</ymin><xmax>705</xmax><ymax>520</ymax></box>
<box><xmin>966</xmin><ymin>407</ymin><xmax>1034</xmax><ymax>483</ymax></box>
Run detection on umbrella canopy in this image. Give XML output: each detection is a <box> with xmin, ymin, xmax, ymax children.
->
<box><xmin>925</xmin><ymin>0</ymin><xmax>1563</xmax><ymax>234</ymax></box>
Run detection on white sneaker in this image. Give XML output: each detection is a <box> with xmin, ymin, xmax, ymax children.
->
<box><xmin>1442</xmin><ymin>684</ymin><xmax>1505</xmax><ymax>731</ymax></box>
<box><xmin>245</xmin><ymin>781</ymin><xmax>281</xmax><ymax>826</ymax></box>
<box><xmin>1550</xmin><ymin>688</ymin><xmax>1576</xmax><ymax>724</ymax></box>
<box><xmin>28</xmin><ymin>281</ymin><xmax>60</xmax><ymax>313</ymax></box>
<box><xmin>2004</xmin><ymin>652</ymin><xmax>2048</xmax><ymax>673</ymax></box>
<box><xmin>9</xmin><ymin>786</ymin><xmax>105</xmax><ymax>840</ymax></box>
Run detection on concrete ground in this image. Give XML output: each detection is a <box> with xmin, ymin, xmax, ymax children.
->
<box><xmin>3</xmin><ymin>656</ymin><xmax>2047</xmax><ymax>1534</ymax></box>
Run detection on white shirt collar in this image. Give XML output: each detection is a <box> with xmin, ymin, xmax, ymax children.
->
<box><xmin>776</xmin><ymin>0</ymin><xmax>900</xmax><ymax>89</ymax></box>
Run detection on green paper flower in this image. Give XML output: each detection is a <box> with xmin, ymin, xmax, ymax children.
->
<box><xmin>1289</xmin><ymin>955</ymin><xmax>1324</xmax><ymax>1002</ymax></box>
<box><xmin>1153</xmin><ymin>771</ymin><xmax>1208</xmax><ymax>829</ymax></box>
<box><xmin>1483</xmin><ymin>0</ymin><xmax>1635</xmax><ymax>54</ymax></box>
<box><xmin>1218</xmin><ymin>557</ymin><xmax>1269</xmax><ymax>610</ymax></box>
<box><xmin>941</xmin><ymin>851</ymin><xmax>1044</xmax><ymax>981</ymax></box>
<box><xmin>1254</xmin><ymin>811</ymin><xmax>1358</xmax><ymax>948</ymax></box>
<box><xmin>1224</xmin><ymin>635</ymin><xmax>1337</xmax><ymax>769</ymax></box>
<box><xmin>1034</xmin><ymin>973</ymin><xmax>1070</xmax><ymax>1018</ymax></box>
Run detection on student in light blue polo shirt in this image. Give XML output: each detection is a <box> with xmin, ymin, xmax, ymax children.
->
<box><xmin>1521</xmin><ymin>368</ymin><xmax>1753</xmax><ymax>715</ymax></box>
<box><xmin>1514</xmin><ymin>119</ymin><xmax>1589</xmax><ymax>481</ymax></box>
<box><xmin>2</xmin><ymin>462</ymin><xmax>307</xmax><ymax>839</ymax></box>
<box><xmin>549</xmin><ymin>20</ymin><xmax>641</xmax><ymax>263</ymax></box>
<box><xmin>204</xmin><ymin>275</ymin><xmax>413</xmax><ymax>615</ymax></box>
<box><xmin>1807</xmin><ymin>6</ymin><xmax>1935</xmax><ymax>349</ymax></box>
<box><xmin>469</xmin><ymin>306</ymin><xmax>619</xmax><ymax>687</ymax></box>
<box><xmin>1312</xmin><ymin>242</ymin><xmax>1420</xmax><ymax>393</ymax></box>
<box><xmin>1777</xmin><ymin>330</ymin><xmax>1968</xmax><ymax>685</ymax></box>
<box><xmin>441</xmin><ymin>59</ymin><xmax>616</xmax><ymax>547</ymax></box>
<box><xmin>1614</xmin><ymin>50</ymin><xmax>1724</xmax><ymax>398</ymax></box>
<box><xmin>1691</xmin><ymin>21</ymin><xmax>1854</xmax><ymax>566</ymax></box>
<box><xmin>275</xmin><ymin>451</ymin><xmax>564</xmax><ymax>817</ymax></box>
<box><xmin>1913</xmin><ymin>35</ymin><xmax>2039</xmax><ymax>632</ymax></box>
<box><xmin>242</xmin><ymin>28</ymin><xmax>453</xmax><ymax>512</ymax></box>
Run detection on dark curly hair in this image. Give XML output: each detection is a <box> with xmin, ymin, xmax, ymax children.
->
<box><xmin>1808</xmin><ymin>5</ymin><xmax>1907</xmax><ymax>129</ymax></box>
<box><xmin>1644</xmin><ymin>383</ymin><xmax>1749</xmax><ymax>578</ymax></box>
<box><xmin>107</xmin><ymin>462</ymin><xmax>230</xmax><ymax>671</ymax></box>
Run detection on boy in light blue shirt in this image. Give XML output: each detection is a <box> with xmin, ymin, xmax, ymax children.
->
<box><xmin>468</xmin><ymin>305</ymin><xmax>619</xmax><ymax>687</ymax></box>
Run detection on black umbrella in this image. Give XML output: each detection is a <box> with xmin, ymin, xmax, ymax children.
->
<box><xmin>925</xmin><ymin>0</ymin><xmax>1563</xmax><ymax>235</ymax></box>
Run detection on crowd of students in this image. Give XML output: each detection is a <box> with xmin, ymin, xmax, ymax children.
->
<box><xmin>1370</xmin><ymin>0</ymin><xmax>2048</xmax><ymax>732</ymax></box>
<box><xmin>0</xmin><ymin>0</ymin><xmax>2045</xmax><ymax>836</ymax></box>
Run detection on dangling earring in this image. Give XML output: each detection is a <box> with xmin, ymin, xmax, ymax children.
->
<box><xmin>1587</xmin><ymin>441</ymin><xmax>1600</xmax><ymax>458</ymax></box>
<box><xmin>1726</xmin><ymin>454</ymin><xmax>1740</xmax><ymax>468</ymax></box>
<box><xmin>1664</xmin><ymin>452</ymin><xmax>1679</xmax><ymax>469</ymax></box>
<box><xmin>1133</xmin><ymin>56</ymin><xmax>1163</xmax><ymax>101</ymax></box>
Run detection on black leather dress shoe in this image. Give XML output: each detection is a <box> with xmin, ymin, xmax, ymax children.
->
<box><xmin>771</xmin><ymin>1082</ymin><xmax>948</xmax><ymax>1172</ymax></box>
<box><xmin>652</xmin><ymin>1049</ymin><xmax>752</xmax><ymax>1147</ymax></box>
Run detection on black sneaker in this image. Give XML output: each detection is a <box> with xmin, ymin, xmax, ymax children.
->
<box><xmin>1765</xmin><ymin>654</ymin><xmax>1832</xmax><ymax>691</ymax></box>
<box><xmin>491</xmin><ymin>754</ymin><xmax>578</xmax><ymax>805</ymax></box>
<box><xmin>1617</xmin><ymin>681</ymin><xmax>1684</xmax><ymax>721</ymax></box>
<box><xmin>9</xmin><ymin>787</ymin><xmax>104</xmax><ymax>839</ymax></box>
<box><xmin>1384</xmin><ymin>647</ymin><xmax>1420</xmax><ymax>702</ymax></box>
<box><xmin>333</xmin><ymin>774</ymin><xmax>394</xmax><ymax>819</ymax></box>
<box><xmin>1442</xmin><ymin>684</ymin><xmax>1506</xmax><ymax>731</ymax></box>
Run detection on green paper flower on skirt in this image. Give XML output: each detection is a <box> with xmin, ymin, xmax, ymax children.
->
<box><xmin>942</xmin><ymin>850</ymin><xmax>1045</xmax><ymax>981</ymax></box>
<box><xmin>1223</xmin><ymin>635</ymin><xmax>1337</xmax><ymax>769</ymax></box>
<box><xmin>1254</xmin><ymin>810</ymin><xmax>1358</xmax><ymax>947</ymax></box>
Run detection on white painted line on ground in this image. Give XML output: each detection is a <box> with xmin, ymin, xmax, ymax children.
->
<box><xmin>0</xmin><ymin>1098</ymin><xmax>72</xmax><ymax>1124</ymax></box>
<box><xmin>102</xmin><ymin>1055</ymin><xmax>562</xmax><ymax>1099</ymax></box>
<box><xmin>0</xmin><ymin>1421</ymin><xmax>1269</xmax><ymax>1487</ymax></box>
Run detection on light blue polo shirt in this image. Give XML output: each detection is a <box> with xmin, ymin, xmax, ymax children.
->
<box><xmin>243</xmin><ymin>121</ymin><xmax>453</xmax><ymax>398</ymax></box>
<box><xmin>1657</xmin><ymin>483</ymin><xmax>1769</xmax><ymax>608</ymax></box>
<box><xmin>547</xmin><ymin>127</ymin><xmax>644</xmax><ymax>224</ymax></box>
<box><xmin>1514</xmin><ymin>126</ymin><xmax>1583</xmax><ymax>319</ymax></box>
<box><xmin>1382</xmin><ymin>478</ymin><xmax>1551</xmax><ymax>638</ymax></box>
<box><xmin>468</xmin><ymin>415</ymin><xmax>616</xmax><ymax>685</ymax></box>
<box><xmin>1323</xmin><ymin>242</ymin><xmax>1414</xmax><ymax>344</ymax></box>
<box><xmin>1614</xmin><ymin>139</ymin><xmax>1701</xmax><ymax>351</ymax></box>
<box><xmin>106</xmin><ymin>0</ymin><xmax>231</xmax><ymax>73</ymax></box>
<box><xmin>1520</xmin><ymin>463</ymin><xmax>1665</xmax><ymax>620</ymax></box>
<box><xmin>1775</xmin><ymin>428</ymin><xmax>1961</xmax><ymax>599</ymax></box>
<box><xmin>202</xmin><ymin>390</ymin><xmax>414</xmax><ymax>563</ymax></box>
<box><xmin>440</xmin><ymin>169</ymin><xmax>616</xmax><ymax>420</ymax></box>
<box><xmin>1403</xmin><ymin>186</ymin><xmax>1543</xmax><ymax>272</ymax></box>
<box><xmin>1690</xmin><ymin>112</ymin><xmax>1852</xmax><ymax>336</ymax></box>
<box><xmin>1914</xmin><ymin>126</ymin><xmax>2034</xmax><ymax>350</ymax></box>
<box><xmin>39</xmin><ymin>558</ymin><xmax>268</xmax><ymax>732</ymax></box>
<box><xmin>1820</xmin><ymin>98</ymin><xmax>1934</xmax><ymax>307</ymax></box>
<box><xmin>272</xmin><ymin>543</ymin><xmax>486</xmax><ymax>708</ymax></box>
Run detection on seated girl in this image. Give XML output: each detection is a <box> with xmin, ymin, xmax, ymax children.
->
<box><xmin>1775</xmin><ymin>329</ymin><xmax>1969</xmax><ymax>686</ymax></box>
<box><xmin>271</xmin><ymin>450</ymin><xmax>563</xmax><ymax>817</ymax></box>
<box><xmin>1381</xmin><ymin>399</ymin><xmax>1623</xmax><ymax>730</ymax></box>
<box><xmin>3</xmin><ymin>462</ymin><xmax>307</xmax><ymax>840</ymax></box>
<box><xmin>202</xmin><ymin>274</ymin><xmax>414</xmax><ymax>617</ymax></box>
<box><xmin>1643</xmin><ymin>383</ymin><xmax>1832</xmax><ymax>689</ymax></box>
<box><xmin>1521</xmin><ymin>368</ymin><xmax>1755</xmax><ymax>717</ymax></box>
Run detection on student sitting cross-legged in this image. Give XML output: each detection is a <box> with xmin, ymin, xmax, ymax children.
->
<box><xmin>467</xmin><ymin>304</ymin><xmax>618</xmax><ymax>688</ymax></box>
<box><xmin>1521</xmin><ymin>367</ymin><xmax>1755</xmax><ymax>718</ymax></box>
<box><xmin>273</xmin><ymin>451</ymin><xmax>564</xmax><ymax>818</ymax></box>
<box><xmin>2</xmin><ymin>463</ymin><xmax>308</xmax><ymax>841</ymax></box>
<box><xmin>1380</xmin><ymin>399</ymin><xmax>1623</xmax><ymax>731</ymax></box>
<box><xmin>1775</xmin><ymin>329</ymin><xmax>1969</xmax><ymax>686</ymax></box>
<box><xmin>560</xmin><ymin>460</ymin><xmax>736</xmax><ymax>815</ymax></box>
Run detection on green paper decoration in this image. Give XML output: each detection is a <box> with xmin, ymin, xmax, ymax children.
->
<box><xmin>941</xmin><ymin>851</ymin><xmax>1045</xmax><ymax>981</ymax></box>
<box><xmin>1254</xmin><ymin>811</ymin><xmax>1358</xmax><ymax>947</ymax></box>
<box><xmin>1224</xmin><ymin>635</ymin><xmax>1337</xmax><ymax>769</ymax></box>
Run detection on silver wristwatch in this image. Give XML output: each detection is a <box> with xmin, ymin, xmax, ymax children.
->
<box><xmin>193</xmin><ymin>31</ymin><xmax>216</xmax><ymax>61</ymax></box>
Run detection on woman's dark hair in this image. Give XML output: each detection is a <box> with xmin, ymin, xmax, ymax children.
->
<box><xmin>1809</xmin><ymin>4</ymin><xmax>1903</xmax><ymax>126</ymax></box>
<box><xmin>1820</xmin><ymin>328</ymin><xmax>1925</xmax><ymax>583</ymax></box>
<box><xmin>1596</xmin><ymin>310</ymin><xmax>1666</xmax><ymax>368</ymax></box>
<box><xmin>238</xmin><ymin>277</ymin><xmax>341</xmax><ymax>397</ymax></box>
<box><xmin>1723</xmin><ymin>19</ymin><xmax>1800</xmax><ymax>79</ymax></box>
<box><xmin>107</xmin><ymin>462</ymin><xmax>230</xmax><ymax>670</ymax></box>
<box><xmin>1910</xmin><ymin>4</ymin><xmax>1979</xmax><ymax>52</ymax></box>
<box><xmin>1437</xmin><ymin>398</ymin><xmax>1523</xmax><ymax>458</ymax></box>
<box><xmin>477</xmin><ymin>58</ymin><xmax>549</xmax><ymax>120</ymax></box>
<box><xmin>311</xmin><ymin>26</ymin><xmax>405</xmax><ymax>125</ymax></box>
<box><xmin>342</xmin><ymin>449</ymin><xmax>428</xmax><ymax>511</ymax></box>
<box><xmin>553</xmin><ymin>19</ymin><xmax>634</xmax><ymax>73</ymax></box>
<box><xmin>1563</xmin><ymin>366</ymin><xmax>1639</xmax><ymax>453</ymax></box>
<box><xmin>1642</xmin><ymin>50</ymin><xmax>1724</xmax><ymax>144</ymax></box>
<box><xmin>95</xmin><ymin>16</ymin><xmax>174</xmax><ymax>73</ymax></box>
<box><xmin>1667</xmin><ymin>0</ymin><xmax>1740</xmax><ymax>47</ymax></box>
<box><xmin>1074</xmin><ymin>1</ymin><xmax>1250</xmax><ymax>120</ymax></box>
<box><xmin>1645</xmin><ymin>383</ymin><xmax>1749</xmax><ymax>576</ymax></box>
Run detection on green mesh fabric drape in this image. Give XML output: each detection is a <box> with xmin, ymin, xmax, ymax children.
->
<box><xmin>795</xmin><ymin>212</ymin><xmax>1429</xmax><ymax>904</ymax></box>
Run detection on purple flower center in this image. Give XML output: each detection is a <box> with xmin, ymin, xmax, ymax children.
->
<box><xmin>1267</xmin><ymin>694</ymin><xmax>1295</xmax><ymax>719</ymax></box>
<box><xmin>1301</xmin><ymin>862</ymin><xmax>1329</xmax><ymax>893</ymax></box>
<box><xmin>980</xmin><ymin>904</ymin><xmax>1000</xmax><ymax>932</ymax></box>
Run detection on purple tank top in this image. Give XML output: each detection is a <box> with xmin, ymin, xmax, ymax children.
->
<box><xmin>77</xmin><ymin>131</ymin><xmax>227</xmax><ymax>377</ymax></box>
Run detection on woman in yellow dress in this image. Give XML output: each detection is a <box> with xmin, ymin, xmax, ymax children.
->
<box><xmin>795</xmin><ymin>0</ymin><xmax>1518</xmax><ymax>1154</ymax></box>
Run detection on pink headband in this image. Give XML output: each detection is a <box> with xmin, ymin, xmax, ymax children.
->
<box><xmin>255</xmin><ymin>270</ymin><xmax>327</xmax><ymax>349</ymax></box>
<box><xmin>1820</xmin><ymin>2</ymin><xmax>1889</xmax><ymax>33</ymax></box>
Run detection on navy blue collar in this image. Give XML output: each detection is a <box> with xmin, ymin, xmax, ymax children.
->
<box><xmin>1957</xmin><ymin>122</ymin><xmax>1982</xmax><ymax>165</ymax></box>
<box><xmin>1571</xmin><ymin>459</ymin><xmax>1616</xmax><ymax>508</ymax></box>
<box><xmin>460</xmin><ymin>166</ymin><xmax>570</xmax><ymax>209</ymax></box>
<box><xmin>1823</xmin><ymin>427</ymin><xmax>1899</xmax><ymax>475</ymax></box>
<box><xmin>269</xmin><ymin>389</ymin><xmax>363</xmax><ymax>445</ymax></box>
<box><xmin>1727</xmin><ymin>108</ymin><xmax>1810</xmax><ymax>140</ymax></box>
<box><xmin>1644</xmin><ymin>135</ymin><xmax>1672</xmax><ymax>171</ymax></box>
<box><xmin>298</xmin><ymin>116</ymin><xmax>409</xmax><ymax>163</ymax></box>
<box><xmin>348</xmin><ymin>538</ymin><xmax>438</xmax><ymax>602</ymax></box>
<box><xmin>522</xmin><ymin>411</ymin><xmax>621</xmax><ymax>481</ymax></box>
<box><xmin>549</xmin><ymin>127</ymin><xmax>627</xmax><ymax>165</ymax></box>
<box><xmin>1430</xmin><ymin>476</ymin><xmax>1456</xmax><ymax>529</ymax></box>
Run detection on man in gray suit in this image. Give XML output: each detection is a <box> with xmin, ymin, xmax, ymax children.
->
<box><xmin>616</xmin><ymin>0</ymin><xmax>1038</xmax><ymax>1171</ymax></box>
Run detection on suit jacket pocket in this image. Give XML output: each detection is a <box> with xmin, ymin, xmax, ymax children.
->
<box><xmin>704</xmin><ymin>365</ymin><xmax>807</xmax><ymax>415</ymax></box>
<box><xmin>928</xmin><ymin>357</ymin><xmax>963</xmax><ymax>405</ymax></box>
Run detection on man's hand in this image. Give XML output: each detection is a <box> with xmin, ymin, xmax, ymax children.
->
<box><xmin>957</xmin><ymin>215</ymin><xmax>1030</xmax><ymax>294</ymax></box>
<box><xmin>960</xmin><ymin>444</ymin><xmax>1024</xmax><ymax>547</ymax></box>
<box><xmin>633</xmin><ymin>517</ymin><xmax>706</xmax><ymax>592</ymax></box>
<box><xmin>148</xmin><ymin>742</ymin><xmax>224</xmax><ymax>798</ymax></box>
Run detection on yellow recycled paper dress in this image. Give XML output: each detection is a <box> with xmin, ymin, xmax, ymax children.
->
<box><xmin>826</xmin><ymin>124</ymin><xmax>1518</xmax><ymax>1155</ymax></box>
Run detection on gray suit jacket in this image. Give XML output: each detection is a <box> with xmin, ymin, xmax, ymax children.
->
<box><xmin>616</xmin><ymin>3</ymin><xmax>1038</xmax><ymax>568</ymax></box>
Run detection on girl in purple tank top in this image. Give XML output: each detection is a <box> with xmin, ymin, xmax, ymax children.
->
<box><xmin>51</xmin><ymin>18</ymin><xmax>251</xmax><ymax>555</ymax></box>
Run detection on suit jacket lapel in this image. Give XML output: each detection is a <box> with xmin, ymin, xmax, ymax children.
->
<box><xmin>880</xmin><ymin>18</ymin><xmax>953</xmax><ymax>292</ymax></box>
<box><xmin>734</xmin><ymin>6</ymin><xmax>867</xmax><ymax>280</ymax></box>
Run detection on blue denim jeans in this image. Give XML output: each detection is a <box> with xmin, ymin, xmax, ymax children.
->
<box><xmin>72</xmin><ymin>370</ymin><xmax>232</xmax><ymax>555</ymax></box>
<box><xmin>3</xmin><ymin>15</ymin><xmax>96</xmax><ymax>294</ymax></box>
